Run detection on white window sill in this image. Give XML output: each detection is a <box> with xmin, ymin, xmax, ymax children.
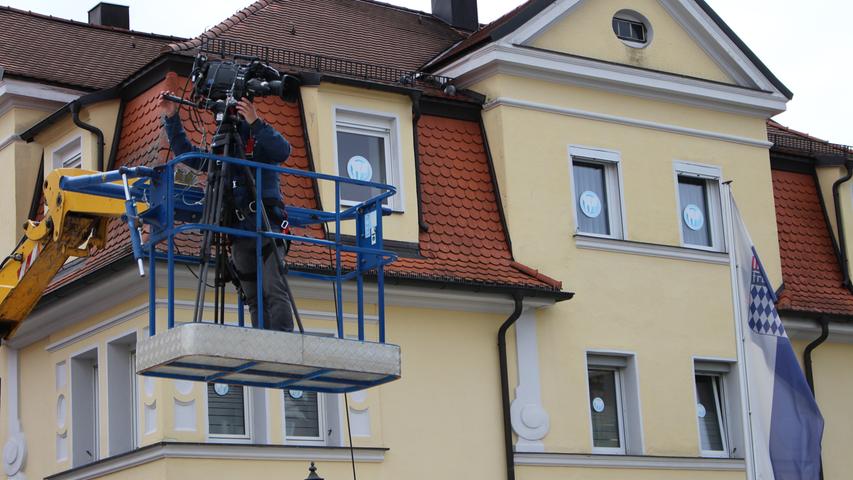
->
<box><xmin>48</xmin><ymin>443</ymin><xmax>387</xmax><ymax>480</ymax></box>
<box><xmin>574</xmin><ymin>235</ymin><xmax>729</xmax><ymax>265</ymax></box>
<box><xmin>514</xmin><ymin>452</ymin><xmax>744</xmax><ymax>471</ymax></box>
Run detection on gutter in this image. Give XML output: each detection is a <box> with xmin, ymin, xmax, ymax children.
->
<box><xmin>830</xmin><ymin>160</ymin><xmax>853</xmax><ymax>288</ymax></box>
<box><xmin>498</xmin><ymin>294</ymin><xmax>524</xmax><ymax>480</ymax></box>
<box><xmin>70</xmin><ymin>101</ymin><xmax>106</xmax><ymax>171</ymax></box>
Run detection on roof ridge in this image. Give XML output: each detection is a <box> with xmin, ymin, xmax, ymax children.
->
<box><xmin>0</xmin><ymin>4</ymin><xmax>185</xmax><ymax>41</ymax></box>
<box><xmin>166</xmin><ymin>0</ymin><xmax>275</xmax><ymax>52</ymax></box>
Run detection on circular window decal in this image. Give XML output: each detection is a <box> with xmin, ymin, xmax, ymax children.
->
<box><xmin>683</xmin><ymin>204</ymin><xmax>705</xmax><ymax>231</ymax></box>
<box><xmin>592</xmin><ymin>397</ymin><xmax>606</xmax><ymax>413</ymax></box>
<box><xmin>579</xmin><ymin>191</ymin><xmax>603</xmax><ymax>219</ymax></box>
<box><xmin>347</xmin><ymin>156</ymin><xmax>373</xmax><ymax>182</ymax></box>
<box><xmin>289</xmin><ymin>389</ymin><xmax>304</xmax><ymax>400</ymax></box>
<box><xmin>213</xmin><ymin>383</ymin><xmax>230</xmax><ymax>396</ymax></box>
<box><xmin>697</xmin><ymin>403</ymin><xmax>707</xmax><ymax>418</ymax></box>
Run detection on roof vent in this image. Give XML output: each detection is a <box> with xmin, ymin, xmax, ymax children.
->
<box><xmin>431</xmin><ymin>0</ymin><xmax>479</xmax><ymax>32</ymax></box>
<box><xmin>88</xmin><ymin>2</ymin><xmax>129</xmax><ymax>30</ymax></box>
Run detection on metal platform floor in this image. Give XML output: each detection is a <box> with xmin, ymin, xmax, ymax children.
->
<box><xmin>135</xmin><ymin>323</ymin><xmax>401</xmax><ymax>393</ymax></box>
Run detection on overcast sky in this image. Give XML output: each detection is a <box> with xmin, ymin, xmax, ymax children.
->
<box><xmin>8</xmin><ymin>0</ymin><xmax>852</xmax><ymax>145</ymax></box>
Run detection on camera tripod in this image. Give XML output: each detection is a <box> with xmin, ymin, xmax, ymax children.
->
<box><xmin>190</xmin><ymin>110</ymin><xmax>304</xmax><ymax>333</ymax></box>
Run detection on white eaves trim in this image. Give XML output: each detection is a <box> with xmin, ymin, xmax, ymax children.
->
<box><xmin>439</xmin><ymin>43</ymin><xmax>787</xmax><ymax>118</ymax></box>
<box><xmin>46</xmin><ymin>443</ymin><xmax>387</xmax><ymax>480</ymax></box>
<box><xmin>486</xmin><ymin>96</ymin><xmax>771</xmax><ymax>148</ymax></box>
<box><xmin>0</xmin><ymin>78</ymin><xmax>82</xmax><ymax>117</ymax></box>
<box><xmin>782</xmin><ymin>316</ymin><xmax>853</xmax><ymax>344</ymax></box>
<box><xmin>514</xmin><ymin>452</ymin><xmax>745</xmax><ymax>471</ymax></box>
<box><xmin>9</xmin><ymin>263</ymin><xmax>556</xmax><ymax>349</ymax></box>
<box><xmin>574</xmin><ymin>234</ymin><xmax>730</xmax><ymax>265</ymax></box>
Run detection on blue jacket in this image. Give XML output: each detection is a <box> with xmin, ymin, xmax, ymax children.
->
<box><xmin>162</xmin><ymin>113</ymin><xmax>291</xmax><ymax>210</ymax></box>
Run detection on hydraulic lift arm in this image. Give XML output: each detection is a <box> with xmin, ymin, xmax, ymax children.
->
<box><xmin>0</xmin><ymin>168</ymin><xmax>145</xmax><ymax>338</ymax></box>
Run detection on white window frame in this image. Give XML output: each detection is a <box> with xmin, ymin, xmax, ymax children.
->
<box><xmin>694</xmin><ymin>373</ymin><xmax>729</xmax><ymax>458</ymax></box>
<box><xmin>587</xmin><ymin>365</ymin><xmax>626</xmax><ymax>454</ymax></box>
<box><xmin>206</xmin><ymin>383</ymin><xmax>253</xmax><ymax>443</ymax></box>
<box><xmin>585</xmin><ymin>351</ymin><xmax>644</xmax><ymax>456</ymax></box>
<box><xmin>70</xmin><ymin>346</ymin><xmax>100</xmax><ymax>467</ymax></box>
<box><xmin>693</xmin><ymin>359</ymin><xmax>743</xmax><ymax>459</ymax></box>
<box><xmin>283</xmin><ymin>389</ymin><xmax>328</xmax><ymax>445</ymax></box>
<box><xmin>333</xmin><ymin>106</ymin><xmax>404</xmax><ymax>212</ymax></box>
<box><xmin>106</xmin><ymin>331</ymin><xmax>139</xmax><ymax>456</ymax></box>
<box><xmin>673</xmin><ymin>161</ymin><xmax>724</xmax><ymax>252</ymax></box>
<box><xmin>51</xmin><ymin>135</ymin><xmax>83</xmax><ymax>171</ymax></box>
<box><xmin>569</xmin><ymin>145</ymin><xmax>626</xmax><ymax>239</ymax></box>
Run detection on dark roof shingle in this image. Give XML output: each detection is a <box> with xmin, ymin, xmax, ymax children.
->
<box><xmin>168</xmin><ymin>0</ymin><xmax>466</xmax><ymax>74</ymax></box>
<box><xmin>0</xmin><ymin>6</ymin><xmax>180</xmax><ymax>90</ymax></box>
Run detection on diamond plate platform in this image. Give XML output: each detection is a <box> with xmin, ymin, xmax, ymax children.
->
<box><xmin>135</xmin><ymin>323</ymin><xmax>401</xmax><ymax>393</ymax></box>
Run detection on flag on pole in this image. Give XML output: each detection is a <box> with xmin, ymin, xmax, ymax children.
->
<box><xmin>729</xmin><ymin>192</ymin><xmax>824</xmax><ymax>480</ymax></box>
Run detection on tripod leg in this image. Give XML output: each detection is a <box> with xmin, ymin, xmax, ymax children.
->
<box><xmin>192</xmin><ymin>160</ymin><xmax>219</xmax><ymax>323</ymax></box>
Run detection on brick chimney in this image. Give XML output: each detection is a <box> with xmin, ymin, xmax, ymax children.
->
<box><xmin>432</xmin><ymin>0</ymin><xmax>479</xmax><ymax>32</ymax></box>
<box><xmin>88</xmin><ymin>2</ymin><xmax>129</xmax><ymax>30</ymax></box>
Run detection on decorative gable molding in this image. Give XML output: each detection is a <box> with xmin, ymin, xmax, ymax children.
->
<box><xmin>436</xmin><ymin>0</ymin><xmax>789</xmax><ymax>117</ymax></box>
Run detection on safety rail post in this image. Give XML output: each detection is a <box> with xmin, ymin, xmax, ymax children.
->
<box><xmin>149</xmin><ymin>243</ymin><xmax>156</xmax><ymax>336</ymax></box>
<box><xmin>238</xmin><ymin>293</ymin><xmax>245</xmax><ymax>327</ymax></box>
<box><xmin>256</xmin><ymin>166</ymin><xmax>264</xmax><ymax>330</ymax></box>
<box><xmin>356</xmin><ymin>208</ymin><xmax>365</xmax><ymax>341</ymax></box>
<box><xmin>335</xmin><ymin>182</ymin><xmax>344</xmax><ymax>339</ymax></box>
<box><xmin>377</xmin><ymin>199</ymin><xmax>385</xmax><ymax>343</ymax></box>
<box><xmin>167</xmin><ymin>163</ymin><xmax>176</xmax><ymax>330</ymax></box>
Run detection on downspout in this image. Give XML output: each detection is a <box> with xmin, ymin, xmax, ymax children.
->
<box><xmin>803</xmin><ymin>316</ymin><xmax>829</xmax><ymax>480</ymax></box>
<box><xmin>410</xmin><ymin>91</ymin><xmax>429</xmax><ymax>232</ymax></box>
<box><xmin>105</xmin><ymin>99</ymin><xmax>126</xmax><ymax>170</ymax></box>
<box><xmin>804</xmin><ymin>316</ymin><xmax>830</xmax><ymax>394</ymax></box>
<box><xmin>498</xmin><ymin>294</ymin><xmax>524</xmax><ymax>480</ymax></box>
<box><xmin>831</xmin><ymin>161</ymin><xmax>853</xmax><ymax>288</ymax></box>
<box><xmin>70</xmin><ymin>101</ymin><xmax>105</xmax><ymax>172</ymax></box>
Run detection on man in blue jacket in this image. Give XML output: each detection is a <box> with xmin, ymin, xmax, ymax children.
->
<box><xmin>159</xmin><ymin>91</ymin><xmax>294</xmax><ymax>332</ymax></box>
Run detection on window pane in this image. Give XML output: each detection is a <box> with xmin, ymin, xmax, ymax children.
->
<box><xmin>679</xmin><ymin>177</ymin><xmax>712</xmax><ymax>246</ymax></box>
<box><xmin>337</xmin><ymin>131</ymin><xmax>387</xmax><ymax>203</ymax></box>
<box><xmin>574</xmin><ymin>162</ymin><xmax>610</xmax><ymax>235</ymax></box>
<box><xmin>588</xmin><ymin>369</ymin><xmax>621</xmax><ymax>449</ymax></box>
<box><xmin>696</xmin><ymin>375</ymin><xmax>725</xmax><ymax>451</ymax></box>
<box><xmin>207</xmin><ymin>383</ymin><xmax>246</xmax><ymax>436</ymax></box>
<box><xmin>285</xmin><ymin>390</ymin><xmax>321</xmax><ymax>438</ymax></box>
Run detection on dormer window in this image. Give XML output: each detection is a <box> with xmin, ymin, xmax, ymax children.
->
<box><xmin>612</xmin><ymin>10</ymin><xmax>652</xmax><ymax>48</ymax></box>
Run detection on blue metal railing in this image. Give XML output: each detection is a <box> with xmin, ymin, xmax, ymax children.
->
<box><xmin>60</xmin><ymin>152</ymin><xmax>398</xmax><ymax>343</ymax></box>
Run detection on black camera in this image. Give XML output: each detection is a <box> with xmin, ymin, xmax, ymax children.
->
<box><xmin>190</xmin><ymin>55</ymin><xmax>300</xmax><ymax>115</ymax></box>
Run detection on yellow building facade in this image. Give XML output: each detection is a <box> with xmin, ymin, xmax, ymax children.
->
<box><xmin>0</xmin><ymin>1</ymin><xmax>840</xmax><ymax>479</ymax></box>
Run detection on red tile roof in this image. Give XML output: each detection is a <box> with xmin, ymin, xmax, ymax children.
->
<box><xmin>772</xmin><ymin>169</ymin><xmax>853</xmax><ymax>316</ymax></box>
<box><xmin>769</xmin><ymin>121</ymin><xmax>853</xmax><ymax>316</ymax></box>
<box><xmin>167</xmin><ymin>0</ymin><xmax>466</xmax><ymax>74</ymax></box>
<box><xmin>0</xmin><ymin>6</ymin><xmax>181</xmax><ymax>90</ymax></box>
<box><xmin>48</xmin><ymin>77</ymin><xmax>561</xmax><ymax>294</ymax></box>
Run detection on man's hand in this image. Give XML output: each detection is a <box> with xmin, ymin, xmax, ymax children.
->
<box><xmin>158</xmin><ymin>90</ymin><xmax>179</xmax><ymax>118</ymax></box>
<box><xmin>236</xmin><ymin>98</ymin><xmax>259</xmax><ymax>125</ymax></box>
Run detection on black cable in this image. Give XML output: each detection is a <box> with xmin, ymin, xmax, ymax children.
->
<box><xmin>328</xmin><ymin>246</ymin><xmax>357</xmax><ymax>480</ymax></box>
<box><xmin>344</xmin><ymin>393</ymin><xmax>358</xmax><ymax>480</ymax></box>
<box><xmin>184</xmin><ymin>264</ymin><xmax>215</xmax><ymax>288</ymax></box>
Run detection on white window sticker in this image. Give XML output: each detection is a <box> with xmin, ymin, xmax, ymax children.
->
<box><xmin>697</xmin><ymin>403</ymin><xmax>707</xmax><ymax>418</ymax></box>
<box><xmin>289</xmin><ymin>389</ymin><xmax>304</xmax><ymax>400</ymax></box>
<box><xmin>579</xmin><ymin>191</ymin><xmax>603</xmax><ymax>219</ymax></box>
<box><xmin>213</xmin><ymin>383</ymin><xmax>230</xmax><ymax>396</ymax></box>
<box><xmin>592</xmin><ymin>397</ymin><xmax>606</xmax><ymax>413</ymax></box>
<box><xmin>683</xmin><ymin>204</ymin><xmax>705</xmax><ymax>231</ymax></box>
<box><xmin>347</xmin><ymin>155</ymin><xmax>373</xmax><ymax>182</ymax></box>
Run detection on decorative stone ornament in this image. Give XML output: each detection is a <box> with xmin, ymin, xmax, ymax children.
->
<box><xmin>305</xmin><ymin>462</ymin><xmax>324</xmax><ymax>480</ymax></box>
<box><xmin>2</xmin><ymin>433</ymin><xmax>26</xmax><ymax>477</ymax></box>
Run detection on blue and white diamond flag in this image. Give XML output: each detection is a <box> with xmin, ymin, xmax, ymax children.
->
<box><xmin>730</xmin><ymin>194</ymin><xmax>823</xmax><ymax>480</ymax></box>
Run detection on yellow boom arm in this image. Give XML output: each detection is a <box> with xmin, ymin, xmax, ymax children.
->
<box><xmin>0</xmin><ymin>168</ymin><xmax>146</xmax><ymax>338</ymax></box>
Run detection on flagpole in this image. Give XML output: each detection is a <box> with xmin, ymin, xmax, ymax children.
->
<box><xmin>722</xmin><ymin>182</ymin><xmax>757</xmax><ymax>480</ymax></box>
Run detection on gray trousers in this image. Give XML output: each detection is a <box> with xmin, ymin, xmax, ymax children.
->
<box><xmin>230</xmin><ymin>237</ymin><xmax>294</xmax><ymax>332</ymax></box>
